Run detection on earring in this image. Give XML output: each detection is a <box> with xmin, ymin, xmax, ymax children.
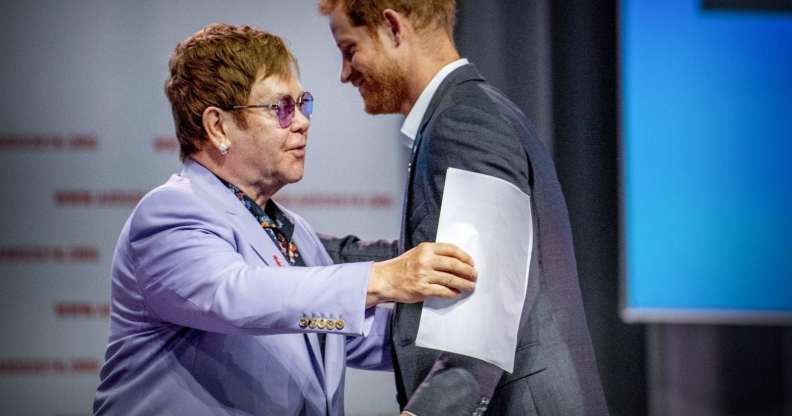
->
<box><xmin>218</xmin><ymin>143</ymin><xmax>229</xmax><ymax>155</ymax></box>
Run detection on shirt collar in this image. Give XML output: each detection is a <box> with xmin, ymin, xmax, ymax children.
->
<box><xmin>215</xmin><ymin>176</ymin><xmax>296</xmax><ymax>240</ymax></box>
<box><xmin>400</xmin><ymin>58</ymin><xmax>469</xmax><ymax>148</ymax></box>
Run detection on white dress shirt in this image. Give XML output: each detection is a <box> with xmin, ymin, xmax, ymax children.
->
<box><xmin>400</xmin><ymin>58</ymin><xmax>469</xmax><ymax>149</ymax></box>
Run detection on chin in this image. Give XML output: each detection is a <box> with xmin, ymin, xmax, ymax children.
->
<box><xmin>360</xmin><ymin>87</ymin><xmax>401</xmax><ymax>115</ymax></box>
<box><xmin>286</xmin><ymin>171</ymin><xmax>305</xmax><ymax>184</ymax></box>
<box><xmin>362</xmin><ymin>97</ymin><xmax>393</xmax><ymax>115</ymax></box>
<box><xmin>364</xmin><ymin>103</ymin><xmax>384</xmax><ymax>115</ymax></box>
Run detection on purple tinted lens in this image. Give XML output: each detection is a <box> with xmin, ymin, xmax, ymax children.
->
<box><xmin>300</xmin><ymin>92</ymin><xmax>314</xmax><ymax>118</ymax></box>
<box><xmin>277</xmin><ymin>95</ymin><xmax>296</xmax><ymax>128</ymax></box>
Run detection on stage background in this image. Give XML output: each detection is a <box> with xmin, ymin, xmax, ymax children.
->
<box><xmin>2</xmin><ymin>1</ymin><xmax>792</xmax><ymax>416</ymax></box>
<box><xmin>0</xmin><ymin>1</ymin><xmax>405</xmax><ymax>414</ymax></box>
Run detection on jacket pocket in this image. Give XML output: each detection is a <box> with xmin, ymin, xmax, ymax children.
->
<box><xmin>495</xmin><ymin>342</ymin><xmax>545</xmax><ymax>391</ymax></box>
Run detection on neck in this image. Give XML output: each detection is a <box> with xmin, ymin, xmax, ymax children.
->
<box><xmin>233</xmin><ymin>179</ymin><xmax>278</xmax><ymax>208</ymax></box>
<box><xmin>400</xmin><ymin>36</ymin><xmax>460</xmax><ymax>116</ymax></box>
<box><xmin>191</xmin><ymin>152</ymin><xmax>280</xmax><ymax>207</ymax></box>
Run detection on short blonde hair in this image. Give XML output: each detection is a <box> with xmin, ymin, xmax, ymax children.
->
<box><xmin>164</xmin><ymin>23</ymin><xmax>296</xmax><ymax>160</ymax></box>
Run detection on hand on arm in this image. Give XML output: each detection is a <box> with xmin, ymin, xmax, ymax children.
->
<box><xmin>366</xmin><ymin>242</ymin><xmax>477</xmax><ymax>307</ymax></box>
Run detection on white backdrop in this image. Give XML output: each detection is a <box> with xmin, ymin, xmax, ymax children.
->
<box><xmin>0</xmin><ymin>1</ymin><xmax>407</xmax><ymax>414</ymax></box>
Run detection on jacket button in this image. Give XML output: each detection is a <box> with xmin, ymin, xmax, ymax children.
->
<box><xmin>326</xmin><ymin>320</ymin><xmax>336</xmax><ymax>330</ymax></box>
<box><xmin>335</xmin><ymin>319</ymin><xmax>345</xmax><ymax>330</ymax></box>
<box><xmin>309</xmin><ymin>319</ymin><xmax>318</xmax><ymax>329</ymax></box>
<box><xmin>298</xmin><ymin>318</ymin><xmax>308</xmax><ymax>328</ymax></box>
<box><xmin>317</xmin><ymin>319</ymin><xmax>326</xmax><ymax>329</ymax></box>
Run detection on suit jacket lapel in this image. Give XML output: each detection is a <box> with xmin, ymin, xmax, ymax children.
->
<box><xmin>413</xmin><ymin>63</ymin><xmax>486</xmax><ymax>152</ymax></box>
<box><xmin>283</xmin><ymin>204</ymin><xmax>329</xmax><ymax>267</ymax></box>
<box><xmin>183</xmin><ymin>159</ymin><xmax>284</xmax><ymax>267</ymax></box>
<box><xmin>399</xmin><ymin>63</ymin><xmax>487</xmax><ymax>251</ymax></box>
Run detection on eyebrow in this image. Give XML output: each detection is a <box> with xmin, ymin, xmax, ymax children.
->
<box><xmin>257</xmin><ymin>90</ymin><xmax>305</xmax><ymax>102</ymax></box>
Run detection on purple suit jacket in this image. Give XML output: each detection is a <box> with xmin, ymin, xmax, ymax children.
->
<box><xmin>94</xmin><ymin>159</ymin><xmax>392</xmax><ymax>415</ymax></box>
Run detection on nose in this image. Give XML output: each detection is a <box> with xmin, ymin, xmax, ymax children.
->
<box><xmin>291</xmin><ymin>105</ymin><xmax>310</xmax><ymax>133</ymax></box>
<box><xmin>340</xmin><ymin>59</ymin><xmax>351</xmax><ymax>84</ymax></box>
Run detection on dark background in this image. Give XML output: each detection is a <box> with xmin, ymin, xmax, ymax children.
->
<box><xmin>455</xmin><ymin>1</ymin><xmax>792</xmax><ymax>415</ymax></box>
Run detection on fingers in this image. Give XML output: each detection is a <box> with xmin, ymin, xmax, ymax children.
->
<box><xmin>368</xmin><ymin>242</ymin><xmax>479</xmax><ymax>305</ymax></box>
<box><xmin>431</xmin><ymin>271</ymin><xmax>475</xmax><ymax>292</ymax></box>
<box><xmin>415</xmin><ymin>242</ymin><xmax>477</xmax><ymax>281</ymax></box>
<box><xmin>431</xmin><ymin>255</ymin><xmax>477</xmax><ymax>282</ymax></box>
<box><xmin>425</xmin><ymin>284</ymin><xmax>461</xmax><ymax>300</ymax></box>
<box><xmin>397</xmin><ymin>284</ymin><xmax>459</xmax><ymax>304</ymax></box>
<box><xmin>426</xmin><ymin>242</ymin><xmax>475</xmax><ymax>267</ymax></box>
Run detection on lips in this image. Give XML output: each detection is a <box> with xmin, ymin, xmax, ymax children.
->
<box><xmin>351</xmin><ymin>74</ymin><xmax>367</xmax><ymax>90</ymax></box>
<box><xmin>288</xmin><ymin>144</ymin><xmax>306</xmax><ymax>157</ymax></box>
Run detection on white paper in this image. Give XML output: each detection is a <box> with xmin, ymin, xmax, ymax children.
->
<box><xmin>415</xmin><ymin>168</ymin><xmax>533</xmax><ymax>373</ymax></box>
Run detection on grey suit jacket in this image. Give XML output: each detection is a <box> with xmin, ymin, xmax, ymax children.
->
<box><xmin>324</xmin><ymin>64</ymin><xmax>607</xmax><ymax>416</ymax></box>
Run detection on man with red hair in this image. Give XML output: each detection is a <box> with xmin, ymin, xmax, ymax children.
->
<box><xmin>319</xmin><ymin>1</ymin><xmax>608</xmax><ymax>414</ymax></box>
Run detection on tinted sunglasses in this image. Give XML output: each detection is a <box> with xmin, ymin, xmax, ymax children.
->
<box><xmin>229</xmin><ymin>91</ymin><xmax>314</xmax><ymax>128</ymax></box>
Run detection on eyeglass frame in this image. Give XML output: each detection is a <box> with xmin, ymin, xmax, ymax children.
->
<box><xmin>227</xmin><ymin>91</ymin><xmax>314</xmax><ymax>129</ymax></box>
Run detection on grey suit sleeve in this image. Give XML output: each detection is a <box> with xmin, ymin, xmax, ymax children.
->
<box><xmin>404</xmin><ymin>104</ymin><xmax>532</xmax><ymax>416</ymax></box>
<box><xmin>319</xmin><ymin>234</ymin><xmax>399</xmax><ymax>263</ymax></box>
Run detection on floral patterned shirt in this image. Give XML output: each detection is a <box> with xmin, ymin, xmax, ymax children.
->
<box><xmin>218</xmin><ymin>178</ymin><xmax>305</xmax><ymax>267</ymax></box>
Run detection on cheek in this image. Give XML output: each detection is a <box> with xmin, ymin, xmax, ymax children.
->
<box><xmin>249</xmin><ymin>132</ymin><xmax>283</xmax><ymax>165</ymax></box>
<box><xmin>351</xmin><ymin>55</ymin><xmax>367</xmax><ymax>73</ymax></box>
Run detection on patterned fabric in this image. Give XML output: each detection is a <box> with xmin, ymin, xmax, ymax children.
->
<box><xmin>218</xmin><ymin>178</ymin><xmax>305</xmax><ymax>267</ymax></box>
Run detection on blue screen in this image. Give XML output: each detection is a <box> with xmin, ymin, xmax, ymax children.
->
<box><xmin>621</xmin><ymin>0</ymin><xmax>792</xmax><ymax>322</ymax></box>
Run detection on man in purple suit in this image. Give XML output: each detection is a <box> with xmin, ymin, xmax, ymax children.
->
<box><xmin>93</xmin><ymin>23</ymin><xmax>477</xmax><ymax>415</ymax></box>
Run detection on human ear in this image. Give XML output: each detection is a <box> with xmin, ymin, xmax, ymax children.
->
<box><xmin>202</xmin><ymin>106</ymin><xmax>232</xmax><ymax>154</ymax></box>
<box><xmin>382</xmin><ymin>9</ymin><xmax>406</xmax><ymax>47</ymax></box>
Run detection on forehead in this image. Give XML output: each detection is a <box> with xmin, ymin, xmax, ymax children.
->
<box><xmin>250</xmin><ymin>73</ymin><xmax>303</xmax><ymax>100</ymax></box>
